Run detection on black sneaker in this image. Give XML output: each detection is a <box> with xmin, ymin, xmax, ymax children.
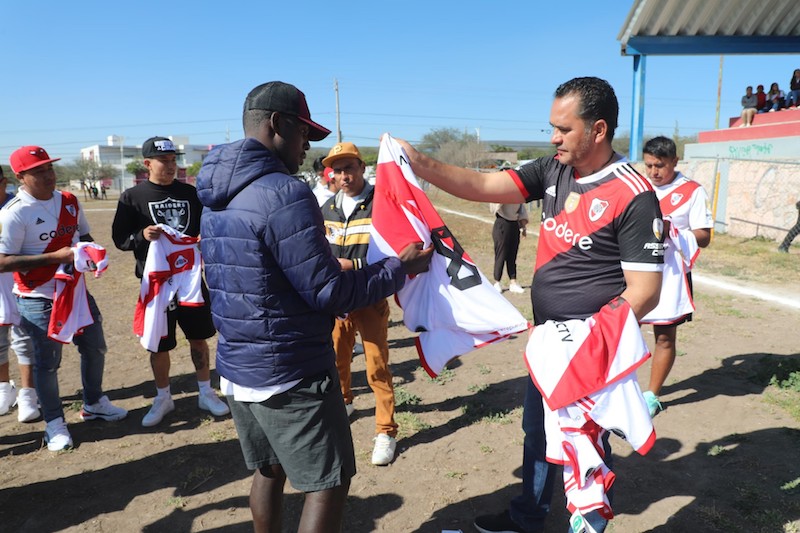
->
<box><xmin>474</xmin><ymin>510</ymin><xmax>526</xmax><ymax>533</ymax></box>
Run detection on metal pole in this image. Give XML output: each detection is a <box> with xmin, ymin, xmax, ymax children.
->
<box><xmin>714</xmin><ymin>56</ymin><xmax>724</xmax><ymax>130</ymax></box>
<box><xmin>710</xmin><ymin>157</ymin><xmax>721</xmax><ymax>241</ymax></box>
<box><xmin>119</xmin><ymin>135</ymin><xmax>125</xmax><ymax>192</ymax></box>
<box><xmin>629</xmin><ymin>54</ymin><xmax>646</xmax><ymax>162</ymax></box>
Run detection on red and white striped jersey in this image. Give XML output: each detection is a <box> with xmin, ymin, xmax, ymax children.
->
<box><xmin>367</xmin><ymin>134</ymin><xmax>529</xmax><ymax>377</ymax></box>
<box><xmin>133</xmin><ymin>225</ymin><xmax>204</xmax><ymax>352</ymax></box>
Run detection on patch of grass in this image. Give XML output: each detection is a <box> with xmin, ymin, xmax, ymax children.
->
<box><xmin>696</xmin><ymin>503</ymin><xmax>738</xmax><ymax>531</ymax></box>
<box><xmin>167</xmin><ymin>496</ymin><xmax>187</xmax><ymax>508</ymax></box>
<box><xmin>711</xmin><ymin>300</ymin><xmax>747</xmax><ymax>317</ymax></box>
<box><xmin>477</xmin><ymin>364</ymin><xmax>491</xmax><ymax>375</ymax></box>
<box><xmin>395</xmin><ymin>386</ymin><xmax>422</xmax><ymax>407</ymax></box>
<box><xmin>481</xmin><ymin>408</ymin><xmax>521</xmax><ymax>425</ymax></box>
<box><xmin>395</xmin><ymin>412</ymin><xmax>431</xmax><ymax>438</ymax></box>
<box><xmin>428</xmin><ymin>367</ymin><xmax>456</xmax><ymax>385</ymax></box>
<box><xmin>771</xmin><ymin>370</ymin><xmax>800</xmax><ymax>393</ymax></box>
<box><xmin>695</xmin><ymin>232</ymin><xmax>799</xmax><ymax>284</ymax></box>
<box><xmin>782</xmin><ymin>477</ymin><xmax>800</xmax><ymax>492</ymax></box>
<box><xmin>707</xmin><ymin>444</ymin><xmax>731</xmax><ymax>457</ymax></box>
<box><xmin>753</xmin><ymin>357</ymin><xmax>800</xmax><ymax>388</ymax></box>
<box><xmin>208</xmin><ymin>429</ymin><xmax>229</xmax><ymax>442</ymax></box>
<box><xmin>753</xmin><ymin>356</ymin><xmax>800</xmax><ymax>421</ymax></box>
<box><xmin>445</xmin><ymin>471</ymin><xmax>467</xmax><ymax>480</ymax></box>
<box><xmin>182</xmin><ymin>466</ymin><xmax>215</xmax><ymax>493</ymax></box>
<box><xmin>467</xmin><ymin>383</ymin><xmax>488</xmax><ymax>393</ymax></box>
<box><xmin>479</xmin><ymin>444</ymin><xmax>494</xmax><ymax>454</ymax></box>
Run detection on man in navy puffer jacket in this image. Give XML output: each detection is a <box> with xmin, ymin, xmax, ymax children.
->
<box><xmin>196</xmin><ymin>81</ymin><xmax>431</xmax><ymax>533</ymax></box>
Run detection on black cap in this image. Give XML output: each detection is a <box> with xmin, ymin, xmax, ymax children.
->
<box><xmin>142</xmin><ymin>136</ymin><xmax>182</xmax><ymax>158</ymax></box>
<box><xmin>244</xmin><ymin>81</ymin><xmax>331</xmax><ymax>141</ymax></box>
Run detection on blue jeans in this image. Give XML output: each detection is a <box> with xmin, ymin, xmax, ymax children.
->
<box><xmin>17</xmin><ymin>294</ymin><xmax>107</xmax><ymax>422</ymax></box>
<box><xmin>510</xmin><ymin>380</ymin><xmax>613</xmax><ymax>533</ymax></box>
<box><xmin>510</xmin><ymin>380</ymin><xmax>556</xmax><ymax>532</ymax></box>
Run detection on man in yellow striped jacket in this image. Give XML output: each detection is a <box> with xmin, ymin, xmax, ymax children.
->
<box><xmin>321</xmin><ymin>142</ymin><xmax>397</xmax><ymax>466</ymax></box>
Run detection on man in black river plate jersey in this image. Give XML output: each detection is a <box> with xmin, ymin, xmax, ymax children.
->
<box><xmin>397</xmin><ymin>77</ymin><xmax>664</xmax><ymax>533</ymax></box>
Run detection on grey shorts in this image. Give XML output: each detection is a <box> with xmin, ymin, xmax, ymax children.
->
<box><xmin>0</xmin><ymin>324</ymin><xmax>33</xmax><ymax>366</ymax></box>
<box><xmin>228</xmin><ymin>368</ymin><xmax>356</xmax><ymax>492</ymax></box>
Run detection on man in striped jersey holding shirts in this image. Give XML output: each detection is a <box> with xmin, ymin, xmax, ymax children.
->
<box><xmin>397</xmin><ymin>77</ymin><xmax>665</xmax><ymax>533</ymax></box>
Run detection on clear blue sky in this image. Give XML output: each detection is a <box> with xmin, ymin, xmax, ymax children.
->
<box><xmin>2</xmin><ymin>1</ymin><xmax>799</xmax><ymax>164</ymax></box>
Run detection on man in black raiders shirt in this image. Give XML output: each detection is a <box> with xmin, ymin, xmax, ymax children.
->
<box><xmin>112</xmin><ymin>137</ymin><xmax>230</xmax><ymax>428</ymax></box>
<box><xmin>398</xmin><ymin>77</ymin><xmax>664</xmax><ymax>533</ymax></box>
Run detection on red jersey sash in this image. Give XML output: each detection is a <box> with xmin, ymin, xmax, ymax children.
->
<box><xmin>15</xmin><ymin>192</ymin><xmax>81</xmax><ymax>293</ymax></box>
<box><xmin>659</xmin><ymin>181</ymin><xmax>700</xmax><ymax>217</ymax></box>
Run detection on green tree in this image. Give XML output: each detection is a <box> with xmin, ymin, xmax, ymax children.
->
<box><xmin>186</xmin><ymin>161</ymin><xmax>202</xmax><ymax>178</ymax></box>
<box><xmin>490</xmin><ymin>144</ymin><xmax>514</xmax><ymax>152</ymax></box>
<box><xmin>418</xmin><ymin>128</ymin><xmax>477</xmax><ymax>154</ymax></box>
<box><xmin>414</xmin><ymin>128</ymin><xmax>484</xmax><ymax>168</ymax></box>
<box><xmin>73</xmin><ymin>159</ymin><xmax>117</xmax><ymax>184</ymax></box>
<box><xmin>359</xmin><ymin>146</ymin><xmax>378</xmax><ymax>166</ymax></box>
<box><xmin>518</xmin><ymin>147</ymin><xmax>555</xmax><ymax>160</ymax></box>
<box><xmin>126</xmin><ymin>159</ymin><xmax>148</xmax><ymax>178</ymax></box>
<box><xmin>298</xmin><ymin>148</ymin><xmax>328</xmax><ymax>174</ymax></box>
<box><xmin>50</xmin><ymin>161</ymin><xmax>84</xmax><ymax>187</ymax></box>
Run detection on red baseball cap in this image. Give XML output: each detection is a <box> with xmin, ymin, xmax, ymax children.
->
<box><xmin>323</xmin><ymin>167</ymin><xmax>335</xmax><ymax>183</ymax></box>
<box><xmin>244</xmin><ymin>81</ymin><xmax>331</xmax><ymax>142</ymax></box>
<box><xmin>10</xmin><ymin>146</ymin><xmax>61</xmax><ymax>174</ymax></box>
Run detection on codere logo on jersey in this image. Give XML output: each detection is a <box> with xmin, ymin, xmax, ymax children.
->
<box><xmin>39</xmin><ymin>223</ymin><xmax>79</xmax><ymax>241</ymax></box>
<box><xmin>541</xmin><ymin>217</ymin><xmax>593</xmax><ymax>250</ymax></box>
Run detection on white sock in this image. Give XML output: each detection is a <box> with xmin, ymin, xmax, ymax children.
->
<box><xmin>156</xmin><ymin>386</ymin><xmax>171</xmax><ymax>399</ymax></box>
<box><xmin>198</xmin><ymin>380</ymin><xmax>212</xmax><ymax>394</ymax></box>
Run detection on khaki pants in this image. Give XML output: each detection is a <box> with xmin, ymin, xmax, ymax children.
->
<box><xmin>332</xmin><ymin>298</ymin><xmax>397</xmax><ymax>437</ymax></box>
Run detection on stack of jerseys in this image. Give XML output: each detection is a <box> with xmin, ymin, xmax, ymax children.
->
<box><xmin>641</xmin><ymin>180</ymin><xmax>703</xmax><ymax>325</ymax></box>
<box><xmin>524</xmin><ymin>298</ymin><xmax>654</xmax><ymax>523</ymax></box>
<box><xmin>49</xmin><ymin>242</ymin><xmax>109</xmax><ymax>343</ymax></box>
<box><xmin>367</xmin><ymin>134</ymin><xmax>530</xmax><ymax>377</ymax></box>
<box><xmin>133</xmin><ymin>225</ymin><xmax>203</xmax><ymax>352</ymax></box>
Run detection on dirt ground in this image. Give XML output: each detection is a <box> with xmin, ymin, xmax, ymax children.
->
<box><xmin>1</xmin><ymin>197</ymin><xmax>799</xmax><ymax>533</ymax></box>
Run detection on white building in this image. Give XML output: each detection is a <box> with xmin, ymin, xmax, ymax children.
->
<box><xmin>80</xmin><ymin>135</ymin><xmax>213</xmax><ymax>191</ymax></box>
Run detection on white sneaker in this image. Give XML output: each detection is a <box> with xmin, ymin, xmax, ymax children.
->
<box><xmin>0</xmin><ymin>381</ymin><xmax>16</xmax><ymax>416</ymax></box>
<box><xmin>371</xmin><ymin>433</ymin><xmax>397</xmax><ymax>465</ymax></box>
<box><xmin>44</xmin><ymin>417</ymin><xmax>73</xmax><ymax>451</ymax></box>
<box><xmin>142</xmin><ymin>395</ymin><xmax>175</xmax><ymax>427</ymax></box>
<box><xmin>17</xmin><ymin>387</ymin><xmax>40</xmax><ymax>422</ymax></box>
<box><xmin>345</xmin><ymin>403</ymin><xmax>355</xmax><ymax>417</ymax></box>
<box><xmin>80</xmin><ymin>395</ymin><xmax>128</xmax><ymax>421</ymax></box>
<box><xmin>198</xmin><ymin>389</ymin><xmax>230</xmax><ymax>417</ymax></box>
<box><xmin>492</xmin><ymin>281</ymin><xmax>502</xmax><ymax>293</ymax></box>
<box><xmin>508</xmin><ymin>281</ymin><xmax>525</xmax><ymax>294</ymax></box>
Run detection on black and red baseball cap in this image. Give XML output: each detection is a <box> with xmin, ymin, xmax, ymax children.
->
<box><xmin>10</xmin><ymin>146</ymin><xmax>61</xmax><ymax>174</ymax></box>
<box><xmin>244</xmin><ymin>81</ymin><xmax>331</xmax><ymax>141</ymax></box>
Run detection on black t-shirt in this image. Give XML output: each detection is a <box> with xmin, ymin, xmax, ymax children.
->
<box><xmin>111</xmin><ymin>180</ymin><xmax>202</xmax><ymax>278</ymax></box>
<box><xmin>508</xmin><ymin>157</ymin><xmax>664</xmax><ymax>324</ymax></box>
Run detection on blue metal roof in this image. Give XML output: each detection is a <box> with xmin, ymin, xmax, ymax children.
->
<box><xmin>618</xmin><ymin>0</ymin><xmax>800</xmax><ymax>159</ymax></box>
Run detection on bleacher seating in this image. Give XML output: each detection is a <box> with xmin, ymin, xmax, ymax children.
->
<box><xmin>698</xmin><ymin>107</ymin><xmax>800</xmax><ymax>143</ymax></box>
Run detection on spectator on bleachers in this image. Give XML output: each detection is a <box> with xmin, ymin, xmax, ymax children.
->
<box><xmin>766</xmin><ymin>82</ymin><xmax>786</xmax><ymax>112</ymax></box>
<box><xmin>740</xmin><ymin>86</ymin><xmax>758</xmax><ymax>127</ymax></box>
<box><xmin>787</xmin><ymin>68</ymin><xmax>800</xmax><ymax>109</ymax></box>
<box><xmin>756</xmin><ymin>84</ymin><xmax>769</xmax><ymax>113</ymax></box>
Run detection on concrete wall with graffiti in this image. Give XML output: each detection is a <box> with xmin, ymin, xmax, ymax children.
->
<box><xmin>632</xmin><ymin>152</ymin><xmax>800</xmax><ymax>241</ymax></box>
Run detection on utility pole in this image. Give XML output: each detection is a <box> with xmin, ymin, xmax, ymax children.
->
<box><xmin>334</xmin><ymin>78</ymin><xmax>342</xmax><ymax>142</ymax></box>
<box><xmin>119</xmin><ymin>135</ymin><xmax>125</xmax><ymax>192</ymax></box>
